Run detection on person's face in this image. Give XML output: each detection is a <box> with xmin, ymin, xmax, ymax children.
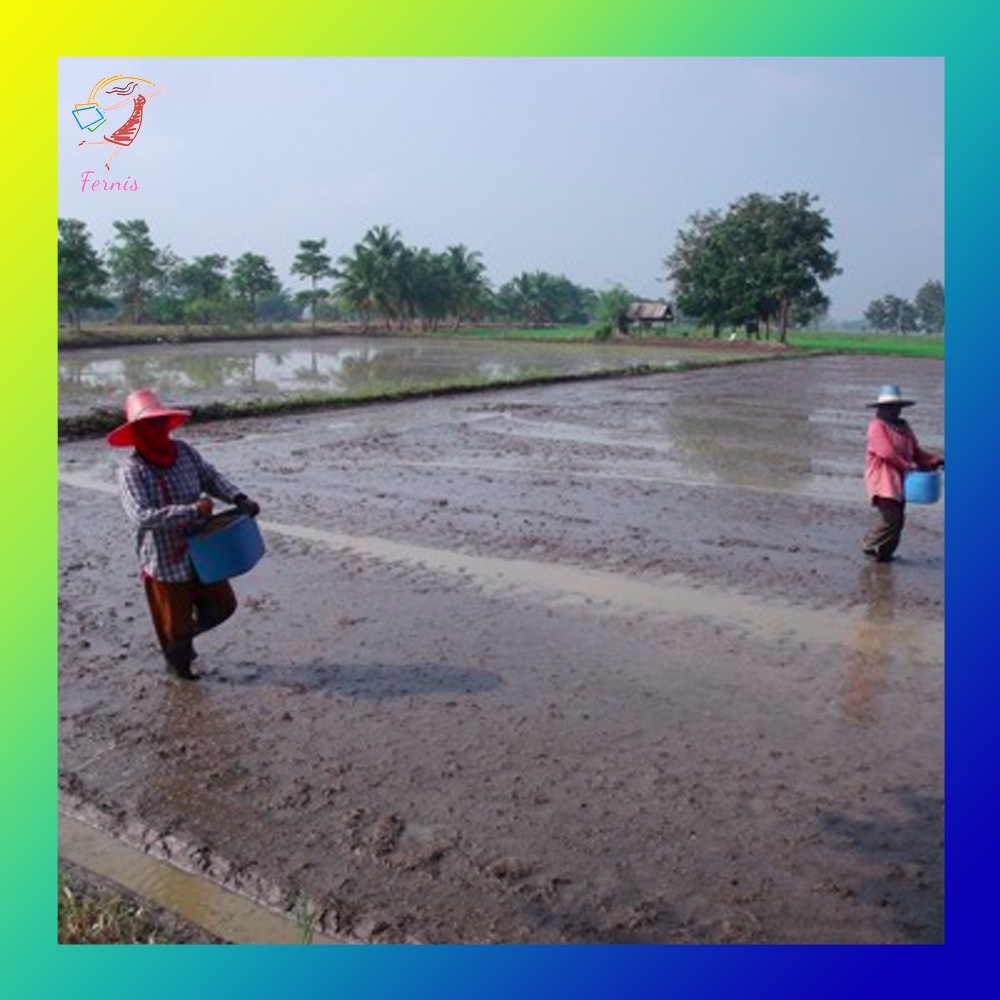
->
<box><xmin>133</xmin><ymin>416</ymin><xmax>171</xmax><ymax>447</ymax></box>
<box><xmin>876</xmin><ymin>403</ymin><xmax>903</xmax><ymax>422</ymax></box>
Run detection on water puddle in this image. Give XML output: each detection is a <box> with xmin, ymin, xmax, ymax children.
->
<box><xmin>59</xmin><ymin>813</ymin><xmax>343</xmax><ymax>944</ymax></box>
<box><xmin>463</xmin><ymin>412</ymin><xmax>919</xmax><ymax>505</ymax></box>
<box><xmin>58</xmin><ymin>337</ymin><xmax>706</xmax><ymax>418</ymax></box>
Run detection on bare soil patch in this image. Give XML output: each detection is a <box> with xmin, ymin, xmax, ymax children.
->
<box><xmin>58</xmin><ymin>355</ymin><xmax>944</xmax><ymax>943</ymax></box>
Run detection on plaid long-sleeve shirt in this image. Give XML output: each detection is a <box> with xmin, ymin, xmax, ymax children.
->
<box><xmin>117</xmin><ymin>440</ymin><xmax>246</xmax><ymax>582</ymax></box>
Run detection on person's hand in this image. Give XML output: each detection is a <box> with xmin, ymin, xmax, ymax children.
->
<box><xmin>234</xmin><ymin>494</ymin><xmax>261</xmax><ymax>517</ymax></box>
<box><xmin>195</xmin><ymin>497</ymin><xmax>214</xmax><ymax>518</ymax></box>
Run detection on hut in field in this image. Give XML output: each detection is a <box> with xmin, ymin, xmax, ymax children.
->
<box><xmin>626</xmin><ymin>299</ymin><xmax>675</xmax><ymax>332</ymax></box>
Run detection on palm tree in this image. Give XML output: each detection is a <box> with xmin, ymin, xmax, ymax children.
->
<box><xmin>335</xmin><ymin>228</ymin><xmax>491</xmax><ymax>331</ymax></box>
<box><xmin>333</xmin><ymin>243</ymin><xmax>380</xmax><ymax>329</ymax></box>
<box><xmin>444</xmin><ymin>244</ymin><xmax>488</xmax><ymax>327</ymax></box>
<box><xmin>361</xmin><ymin>225</ymin><xmax>406</xmax><ymax>327</ymax></box>
<box><xmin>410</xmin><ymin>248</ymin><xmax>450</xmax><ymax>329</ymax></box>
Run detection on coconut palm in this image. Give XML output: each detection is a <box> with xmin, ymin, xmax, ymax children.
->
<box><xmin>333</xmin><ymin>243</ymin><xmax>380</xmax><ymax>329</ymax></box>
<box><xmin>444</xmin><ymin>244</ymin><xmax>489</xmax><ymax>327</ymax></box>
<box><xmin>361</xmin><ymin>225</ymin><xmax>406</xmax><ymax>326</ymax></box>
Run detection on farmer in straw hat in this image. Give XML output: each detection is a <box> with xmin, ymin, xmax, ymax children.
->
<box><xmin>862</xmin><ymin>384</ymin><xmax>943</xmax><ymax>563</ymax></box>
<box><xmin>108</xmin><ymin>389</ymin><xmax>262</xmax><ymax>680</ymax></box>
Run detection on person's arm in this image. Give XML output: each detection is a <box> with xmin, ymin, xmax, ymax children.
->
<box><xmin>186</xmin><ymin>443</ymin><xmax>261</xmax><ymax>515</ymax></box>
<box><xmin>117</xmin><ymin>461</ymin><xmax>205</xmax><ymax>531</ymax></box>
<box><xmin>914</xmin><ymin>441</ymin><xmax>944</xmax><ymax>470</ymax></box>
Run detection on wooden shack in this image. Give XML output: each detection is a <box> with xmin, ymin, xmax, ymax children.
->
<box><xmin>626</xmin><ymin>300</ymin><xmax>675</xmax><ymax>330</ymax></box>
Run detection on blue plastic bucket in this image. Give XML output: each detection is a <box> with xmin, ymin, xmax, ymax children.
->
<box><xmin>904</xmin><ymin>470</ymin><xmax>941</xmax><ymax>504</ymax></box>
<box><xmin>187</xmin><ymin>510</ymin><xmax>265</xmax><ymax>583</ymax></box>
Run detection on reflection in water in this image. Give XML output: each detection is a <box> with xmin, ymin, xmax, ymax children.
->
<box><xmin>59</xmin><ymin>351</ymin><xmax>278</xmax><ymax>400</ymax></box>
<box><xmin>669</xmin><ymin>428</ymin><xmax>815</xmax><ymax>491</ymax></box>
<box><xmin>58</xmin><ymin>337</ymin><xmax>698</xmax><ymax>418</ymax></box>
<box><xmin>665</xmin><ymin>391</ymin><xmax>820</xmax><ymax>493</ymax></box>
<box><xmin>842</xmin><ymin>564</ymin><xmax>896</xmax><ymax>725</ymax></box>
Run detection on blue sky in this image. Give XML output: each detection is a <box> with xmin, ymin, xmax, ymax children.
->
<box><xmin>58</xmin><ymin>57</ymin><xmax>943</xmax><ymax>322</ymax></box>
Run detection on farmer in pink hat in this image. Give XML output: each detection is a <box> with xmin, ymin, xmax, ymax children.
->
<box><xmin>862</xmin><ymin>384</ymin><xmax>943</xmax><ymax>562</ymax></box>
<box><xmin>108</xmin><ymin>389</ymin><xmax>261</xmax><ymax>679</ymax></box>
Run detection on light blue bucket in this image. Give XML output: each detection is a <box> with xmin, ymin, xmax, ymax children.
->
<box><xmin>187</xmin><ymin>510</ymin><xmax>265</xmax><ymax>583</ymax></box>
<box><xmin>904</xmin><ymin>470</ymin><xmax>942</xmax><ymax>504</ymax></box>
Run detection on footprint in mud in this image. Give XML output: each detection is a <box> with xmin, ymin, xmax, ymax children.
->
<box><xmin>370</xmin><ymin>813</ymin><xmax>405</xmax><ymax>857</ymax></box>
<box><xmin>483</xmin><ymin>857</ymin><xmax>537</xmax><ymax>883</ymax></box>
<box><xmin>344</xmin><ymin>808</ymin><xmax>405</xmax><ymax>859</ymax></box>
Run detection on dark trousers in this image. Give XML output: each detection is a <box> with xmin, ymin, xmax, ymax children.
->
<box><xmin>143</xmin><ymin>576</ymin><xmax>237</xmax><ymax>668</ymax></box>
<box><xmin>863</xmin><ymin>497</ymin><xmax>906</xmax><ymax>561</ymax></box>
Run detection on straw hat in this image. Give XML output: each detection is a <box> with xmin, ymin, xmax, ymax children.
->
<box><xmin>107</xmin><ymin>389</ymin><xmax>191</xmax><ymax>447</ymax></box>
<box><xmin>867</xmin><ymin>384</ymin><xmax>915</xmax><ymax>408</ymax></box>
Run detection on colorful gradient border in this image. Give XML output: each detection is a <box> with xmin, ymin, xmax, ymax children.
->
<box><xmin>10</xmin><ymin>0</ymin><xmax>988</xmax><ymax>994</ymax></box>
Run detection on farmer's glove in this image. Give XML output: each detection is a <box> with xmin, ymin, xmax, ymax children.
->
<box><xmin>234</xmin><ymin>494</ymin><xmax>261</xmax><ymax>517</ymax></box>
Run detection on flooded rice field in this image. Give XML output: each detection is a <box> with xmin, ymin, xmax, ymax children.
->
<box><xmin>57</xmin><ymin>350</ymin><xmax>944</xmax><ymax>943</ymax></box>
<box><xmin>57</xmin><ymin>334</ymin><xmax>759</xmax><ymax>418</ymax></box>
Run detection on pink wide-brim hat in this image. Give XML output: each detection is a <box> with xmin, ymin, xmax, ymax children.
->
<box><xmin>107</xmin><ymin>388</ymin><xmax>191</xmax><ymax>447</ymax></box>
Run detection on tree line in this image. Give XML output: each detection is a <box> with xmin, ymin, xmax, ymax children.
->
<box><xmin>59</xmin><ymin>192</ymin><xmax>944</xmax><ymax>338</ymax></box>
<box><xmin>58</xmin><ymin>218</ymin><xmax>623</xmax><ymax>334</ymax></box>
<box><xmin>863</xmin><ymin>281</ymin><xmax>944</xmax><ymax>334</ymax></box>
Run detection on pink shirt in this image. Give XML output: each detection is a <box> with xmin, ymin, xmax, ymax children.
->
<box><xmin>865</xmin><ymin>417</ymin><xmax>940</xmax><ymax>501</ymax></box>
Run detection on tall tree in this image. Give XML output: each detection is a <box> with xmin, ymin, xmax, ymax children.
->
<box><xmin>666</xmin><ymin>192</ymin><xmax>840</xmax><ymax>342</ymax></box>
<box><xmin>362</xmin><ymin>225</ymin><xmax>407</xmax><ymax>326</ymax></box>
<box><xmin>864</xmin><ymin>294</ymin><xmax>918</xmax><ymax>332</ymax></box>
<box><xmin>664</xmin><ymin>209</ymin><xmax>732</xmax><ymax>336</ymax></box>
<box><xmin>404</xmin><ymin>247</ymin><xmax>450</xmax><ymax>328</ymax></box>
<box><xmin>106</xmin><ymin>219</ymin><xmax>164</xmax><ymax>324</ymax></box>
<box><xmin>291</xmin><ymin>238</ymin><xmax>334</xmax><ymax>332</ymax></box>
<box><xmin>231</xmin><ymin>253</ymin><xmax>282</xmax><ymax>324</ymax></box>
<box><xmin>333</xmin><ymin>226</ymin><xmax>407</xmax><ymax>327</ymax></box>
<box><xmin>58</xmin><ymin>218</ymin><xmax>108</xmax><ymax>332</ymax></box>
<box><xmin>914</xmin><ymin>279</ymin><xmax>944</xmax><ymax>333</ymax></box>
<box><xmin>755</xmin><ymin>192</ymin><xmax>839</xmax><ymax>341</ymax></box>
<box><xmin>443</xmin><ymin>244</ymin><xmax>490</xmax><ymax>327</ymax></box>
<box><xmin>177</xmin><ymin>254</ymin><xmax>230</xmax><ymax>325</ymax></box>
<box><xmin>333</xmin><ymin>228</ymin><xmax>493</xmax><ymax>330</ymax></box>
<box><xmin>864</xmin><ymin>295</ymin><xmax>893</xmax><ymax>331</ymax></box>
<box><xmin>333</xmin><ymin>242</ymin><xmax>380</xmax><ymax>327</ymax></box>
<box><xmin>496</xmin><ymin>271</ymin><xmax>594</xmax><ymax>326</ymax></box>
<box><xmin>149</xmin><ymin>247</ymin><xmax>186</xmax><ymax>324</ymax></box>
<box><xmin>177</xmin><ymin>253</ymin><xmax>229</xmax><ymax>323</ymax></box>
<box><xmin>178</xmin><ymin>254</ymin><xmax>229</xmax><ymax>301</ymax></box>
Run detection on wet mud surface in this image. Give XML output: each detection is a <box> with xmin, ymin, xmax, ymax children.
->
<box><xmin>58</xmin><ymin>354</ymin><xmax>944</xmax><ymax>943</ymax></box>
<box><xmin>57</xmin><ymin>333</ymin><xmax>766</xmax><ymax>419</ymax></box>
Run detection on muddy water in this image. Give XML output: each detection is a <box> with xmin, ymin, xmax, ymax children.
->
<box><xmin>57</xmin><ymin>335</ymin><xmax>755</xmax><ymax>418</ymax></box>
<box><xmin>59</xmin><ymin>813</ymin><xmax>342</xmax><ymax>944</ymax></box>
<box><xmin>58</xmin><ymin>354</ymin><xmax>944</xmax><ymax>943</ymax></box>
